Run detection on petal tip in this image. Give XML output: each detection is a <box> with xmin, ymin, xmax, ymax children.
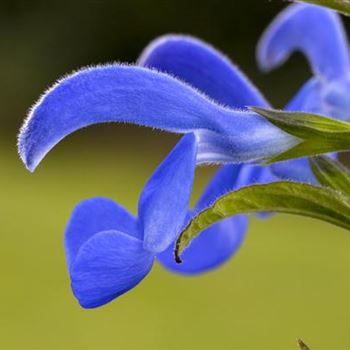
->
<box><xmin>18</xmin><ymin>117</ymin><xmax>42</xmax><ymax>172</ymax></box>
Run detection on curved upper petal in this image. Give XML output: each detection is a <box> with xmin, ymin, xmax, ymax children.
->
<box><xmin>139</xmin><ymin>133</ymin><xmax>197</xmax><ymax>254</ymax></box>
<box><xmin>18</xmin><ymin>64</ymin><xmax>296</xmax><ymax>172</ymax></box>
<box><xmin>139</xmin><ymin>34</ymin><xmax>269</xmax><ymax>108</ymax></box>
<box><xmin>65</xmin><ymin>197</ymin><xmax>139</xmax><ymax>270</ymax></box>
<box><xmin>70</xmin><ymin>230</ymin><xmax>154</xmax><ymax>308</ymax></box>
<box><xmin>257</xmin><ymin>3</ymin><xmax>350</xmax><ymax>80</ymax></box>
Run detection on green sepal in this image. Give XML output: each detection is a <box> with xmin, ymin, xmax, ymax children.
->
<box><xmin>250</xmin><ymin>107</ymin><xmax>350</xmax><ymax>164</ymax></box>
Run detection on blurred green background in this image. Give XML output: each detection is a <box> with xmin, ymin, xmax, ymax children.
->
<box><xmin>1</xmin><ymin>0</ymin><xmax>350</xmax><ymax>349</ymax></box>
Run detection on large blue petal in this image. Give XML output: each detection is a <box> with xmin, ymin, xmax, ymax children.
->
<box><xmin>18</xmin><ymin>64</ymin><xmax>297</xmax><ymax>172</ymax></box>
<box><xmin>139</xmin><ymin>34</ymin><xmax>269</xmax><ymax>108</ymax></box>
<box><xmin>257</xmin><ymin>3</ymin><xmax>350</xmax><ymax>80</ymax></box>
<box><xmin>138</xmin><ymin>34</ymin><xmax>276</xmax><ymax>199</ymax></box>
<box><xmin>65</xmin><ymin>197</ymin><xmax>139</xmax><ymax>270</ymax></box>
<box><xmin>70</xmin><ymin>230</ymin><xmax>154</xmax><ymax>308</ymax></box>
<box><xmin>139</xmin><ymin>133</ymin><xmax>197</xmax><ymax>254</ymax></box>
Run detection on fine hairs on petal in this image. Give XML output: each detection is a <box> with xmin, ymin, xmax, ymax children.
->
<box><xmin>17</xmin><ymin>63</ymin><xmax>244</xmax><ymax>172</ymax></box>
<box><xmin>18</xmin><ymin>63</ymin><xmax>294</xmax><ymax>172</ymax></box>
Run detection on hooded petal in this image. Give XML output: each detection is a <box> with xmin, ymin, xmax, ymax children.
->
<box><xmin>139</xmin><ymin>34</ymin><xmax>269</xmax><ymax>108</ymax></box>
<box><xmin>257</xmin><ymin>3</ymin><xmax>350</xmax><ymax>80</ymax></box>
<box><xmin>65</xmin><ymin>197</ymin><xmax>139</xmax><ymax>270</ymax></box>
<box><xmin>18</xmin><ymin>64</ymin><xmax>296</xmax><ymax>172</ymax></box>
<box><xmin>139</xmin><ymin>133</ymin><xmax>197</xmax><ymax>254</ymax></box>
<box><xmin>70</xmin><ymin>230</ymin><xmax>154</xmax><ymax>308</ymax></box>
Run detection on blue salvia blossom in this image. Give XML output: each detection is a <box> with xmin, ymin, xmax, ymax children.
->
<box><xmin>138</xmin><ymin>3</ymin><xmax>350</xmax><ymax>184</ymax></box>
<box><xmin>66</xmin><ymin>133</ymin><xmax>197</xmax><ymax>308</ymax></box>
<box><xmin>17</xmin><ymin>3</ymin><xmax>350</xmax><ymax>307</ymax></box>
<box><xmin>65</xmin><ymin>134</ymin><xmax>261</xmax><ymax>307</ymax></box>
<box><xmin>257</xmin><ymin>3</ymin><xmax>350</xmax><ymax>182</ymax></box>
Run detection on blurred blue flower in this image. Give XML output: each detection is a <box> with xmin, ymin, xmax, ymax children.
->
<box><xmin>257</xmin><ymin>3</ymin><xmax>350</xmax><ymax>182</ymax></box>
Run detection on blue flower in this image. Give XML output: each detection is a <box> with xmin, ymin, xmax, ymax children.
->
<box><xmin>65</xmin><ymin>133</ymin><xmax>197</xmax><ymax>308</ymax></box>
<box><xmin>17</xmin><ymin>2</ymin><xmax>350</xmax><ymax>308</ymax></box>
<box><xmin>66</xmin><ymin>133</ymin><xmax>265</xmax><ymax>307</ymax></box>
<box><xmin>16</xmin><ymin>24</ymin><xmax>295</xmax><ymax>282</ymax></box>
<box><xmin>257</xmin><ymin>3</ymin><xmax>350</xmax><ymax>182</ymax></box>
